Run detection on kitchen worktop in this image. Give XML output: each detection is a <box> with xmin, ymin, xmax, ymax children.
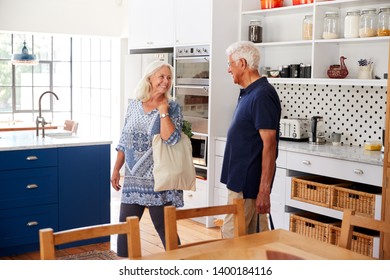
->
<box><xmin>0</xmin><ymin>131</ymin><xmax>112</xmax><ymax>151</ymax></box>
<box><xmin>215</xmin><ymin>137</ymin><xmax>384</xmax><ymax>167</ymax></box>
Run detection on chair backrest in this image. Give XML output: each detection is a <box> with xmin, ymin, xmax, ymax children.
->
<box><xmin>339</xmin><ymin>209</ymin><xmax>390</xmax><ymax>258</ymax></box>
<box><xmin>39</xmin><ymin>216</ymin><xmax>141</xmax><ymax>260</ymax></box>
<box><xmin>164</xmin><ymin>198</ymin><xmax>246</xmax><ymax>251</ymax></box>
<box><xmin>64</xmin><ymin>120</ymin><xmax>78</xmax><ymax>134</ymax></box>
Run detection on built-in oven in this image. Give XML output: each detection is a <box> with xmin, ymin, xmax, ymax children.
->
<box><xmin>190</xmin><ymin>134</ymin><xmax>207</xmax><ymax>167</ymax></box>
<box><xmin>175</xmin><ymin>45</ymin><xmax>210</xmax><ymax>86</ymax></box>
<box><xmin>175</xmin><ymin>45</ymin><xmax>209</xmax><ymax>134</ymax></box>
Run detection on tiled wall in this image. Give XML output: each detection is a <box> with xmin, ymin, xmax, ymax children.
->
<box><xmin>273</xmin><ymin>83</ymin><xmax>387</xmax><ymax>147</ymax></box>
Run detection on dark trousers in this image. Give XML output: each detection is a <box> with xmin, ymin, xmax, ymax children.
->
<box><xmin>117</xmin><ymin>202</ymin><xmax>179</xmax><ymax>257</ymax></box>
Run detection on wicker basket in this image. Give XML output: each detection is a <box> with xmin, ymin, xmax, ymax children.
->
<box><xmin>331</xmin><ymin>184</ymin><xmax>381</xmax><ymax>217</ymax></box>
<box><xmin>291</xmin><ymin>176</ymin><xmax>353</xmax><ymax>208</ymax></box>
<box><xmin>330</xmin><ymin>225</ymin><xmax>378</xmax><ymax>257</ymax></box>
<box><xmin>290</xmin><ymin>212</ymin><xmax>339</xmax><ymax>243</ymax></box>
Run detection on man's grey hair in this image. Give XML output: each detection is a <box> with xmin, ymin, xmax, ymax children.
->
<box><xmin>226</xmin><ymin>41</ymin><xmax>260</xmax><ymax>70</ymax></box>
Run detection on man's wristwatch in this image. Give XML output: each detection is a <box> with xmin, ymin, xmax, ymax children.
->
<box><xmin>160</xmin><ymin>113</ymin><xmax>169</xmax><ymax>118</ymax></box>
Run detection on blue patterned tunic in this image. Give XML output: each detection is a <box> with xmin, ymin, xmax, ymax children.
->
<box><xmin>116</xmin><ymin>99</ymin><xmax>184</xmax><ymax>207</ymax></box>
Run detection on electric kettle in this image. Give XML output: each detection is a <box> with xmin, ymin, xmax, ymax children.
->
<box><xmin>309</xmin><ymin>116</ymin><xmax>326</xmax><ymax>145</ymax></box>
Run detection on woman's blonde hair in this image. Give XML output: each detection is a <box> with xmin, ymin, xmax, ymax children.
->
<box><xmin>135</xmin><ymin>60</ymin><xmax>174</xmax><ymax>101</ymax></box>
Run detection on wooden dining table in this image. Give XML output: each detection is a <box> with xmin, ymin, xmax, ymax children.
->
<box><xmin>137</xmin><ymin>229</ymin><xmax>373</xmax><ymax>260</ymax></box>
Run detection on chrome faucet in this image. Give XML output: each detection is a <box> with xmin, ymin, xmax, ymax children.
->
<box><xmin>36</xmin><ymin>91</ymin><xmax>59</xmax><ymax>138</ymax></box>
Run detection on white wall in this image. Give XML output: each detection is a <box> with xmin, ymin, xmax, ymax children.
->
<box><xmin>0</xmin><ymin>0</ymin><xmax>128</xmax><ymax>37</ymax></box>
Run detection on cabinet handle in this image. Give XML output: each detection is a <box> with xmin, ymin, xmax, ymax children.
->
<box><xmin>353</xmin><ymin>169</ymin><xmax>364</xmax><ymax>175</ymax></box>
<box><xmin>26</xmin><ymin>156</ymin><xmax>38</xmax><ymax>161</ymax></box>
<box><xmin>302</xmin><ymin>160</ymin><xmax>311</xmax><ymax>165</ymax></box>
<box><xmin>26</xmin><ymin>184</ymin><xmax>38</xmax><ymax>189</ymax></box>
<box><xmin>27</xmin><ymin>221</ymin><xmax>38</xmax><ymax>227</ymax></box>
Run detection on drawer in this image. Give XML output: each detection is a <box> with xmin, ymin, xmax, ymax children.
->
<box><xmin>0</xmin><ymin>167</ymin><xmax>58</xmax><ymax>210</ymax></box>
<box><xmin>276</xmin><ymin>150</ymin><xmax>287</xmax><ymax>168</ymax></box>
<box><xmin>214</xmin><ymin>155</ymin><xmax>226</xmax><ymax>189</ymax></box>
<box><xmin>215</xmin><ymin>139</ymin><xmax>226</xmax><ymax>157</ymax></box>
<box><xmin>0</xmin><ymin>148</ymin><xmax>57</xmax><ymax>171</ymax></box>
<box><xmin>0</xmin><ymin>204</ymin><xmax>58</xmax><ymax>248</ymax></box>
<box><xmin>213</xmin><ymin>187</ymin><xmax>228</xmax><ymax>206</ymax></box>
<box><xmin>183</xmin><ymin>179</ymin><xmax>207</xmax><ymax>209</ymax></box>
<box><xmin>286</xmin><ymin>152</ymin><xmax>382</xmax><ymax>187</ymax></box>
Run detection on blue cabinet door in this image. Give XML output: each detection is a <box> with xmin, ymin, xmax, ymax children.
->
<box><xmin>58</xmin><ymin>144</ymin><xmax>110</xmax><ymax>246</ymax></box>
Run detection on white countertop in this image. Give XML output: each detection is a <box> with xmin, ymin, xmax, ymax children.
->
<box><xmin>0</xmin><ymin>131</ymin><xmax>112</xmax><ymax>151</ymax></box>
<box><xmin>215</xmin><ymin>137</ymin><xmax>384</xmax><ymax>166</ymax></box>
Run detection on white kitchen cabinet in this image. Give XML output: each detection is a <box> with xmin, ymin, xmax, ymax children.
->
<box><xmin>284</xmin><ymin>151</ymin><xmax>383</xmax><ymax>220</ymax></box>
<box><xmin>213</xmin><ymin>139</ymin><xmax>289</xmax><ymax>229</ymax></box>
<box><xmin>128</xmin><ymin>0</ymin><xmax>211</xmax><ymax>50</ymax></box>
<box><xmin>183</xmin><ymin>178</ymin><xmax>208</xmax><ymax>224</ymax></box>
<box><xmin>240</xmin><ymin>0</ymin><xmax>389</xmax><ymax>86</ymax></box>
<box><xmin>128</xmin><ymin>0</ymin><xmax>174</xmax><ymax>49</ymax></box>
<box><xmin>174</xmin><ymin>0</ymin><xmax>212</xmax><ymax>45</ymax></box>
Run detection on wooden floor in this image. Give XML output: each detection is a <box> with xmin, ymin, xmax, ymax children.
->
<box><xmin>1</xmin><ymin>186</ymin><xmax>220</xmax><ymax>260</ymax></box>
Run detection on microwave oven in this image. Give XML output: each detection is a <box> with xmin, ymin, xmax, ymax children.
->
<box><xmin>190</xmin><ymin>134</ymin><xmax>207</xmax><ymax>167</ymax></box>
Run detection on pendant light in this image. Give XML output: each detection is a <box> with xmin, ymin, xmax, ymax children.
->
<box><xmin>11</xmin><ymin>41</ymin><xmax>39</xmax><ymax>65</ymax></box>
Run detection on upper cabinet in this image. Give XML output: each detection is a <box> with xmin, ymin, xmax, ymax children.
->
<box><xmin>128</xmin><ymin>0</ymin><xmax>211</xmax><ymax>50</ymax></box>
<box><xmin>175</xmin><ymin>0</ymin><xmax>212</xmax><ymax>45</ymax></box>
<box><xmin>128</xmin><ymin>0</ymin><xmax>174</xmax><ymax>49</ymax></box>
<box><xmin>240</xmin><ymin>0</ymin><xmax>389</xmax><ymax>86</ymax></box>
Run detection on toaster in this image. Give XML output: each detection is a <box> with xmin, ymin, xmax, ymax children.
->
<box><xmin>279</xmin><ymin>118</ymin><xmax>310</xmax><ymax>140</ymax></box>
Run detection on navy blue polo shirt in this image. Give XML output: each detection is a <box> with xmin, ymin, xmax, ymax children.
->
<box><xmin>220</xmin><ymin>77</ymin><xmax>281</xmax><ymax>199</ymax></box>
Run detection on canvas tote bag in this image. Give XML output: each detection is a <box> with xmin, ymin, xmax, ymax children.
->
<box><xmin>152</xmin><ymin>132</ymin><xmax>196</xmax><ymax>192</ymax></box>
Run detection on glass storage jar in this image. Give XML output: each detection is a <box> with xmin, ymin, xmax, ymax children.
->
<box><xmin>322</xmin><ymin>12</ymin><xmax>340</xmax><ymax>39</ymax></box>
<box><xmin>359</xmin><ymin>8</ymin><xmax>377</xmax><ymax>37</ymax></box>
<box><xmin>377</xmin><ymin>7</ymin><xmax>390</xmax><ymax>36</ymax></box>
<box><xmin>248</xmin><ymin>20</ymin><xmax>262</xmax><ymax>43</ymax></box>
<box><xmin>344</xmin><ymin>9</ymin><xmax>360</xmax><ymax>38</ymax></box>
<box><xmin>302</xmin><ymin>14</ymin><xmax>313</xmax><ymax>40</ymax></box>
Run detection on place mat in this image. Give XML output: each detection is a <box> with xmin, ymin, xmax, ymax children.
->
<box><xmin>58</xmin><ymin>250</ymin><xmax>119</xmax><ymax>260</ymax></box>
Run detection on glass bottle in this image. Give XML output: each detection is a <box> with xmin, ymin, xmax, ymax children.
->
<box><xmin>302</xmin><ymin>14</ymin><xmax>313</xmax><ymax>40</ymax></box>
<box><xmin>359</xmin><ymin>8</ymin><xmax>377</xmax><ymax>37</ymax></box>
<box><xmin>248</xmin><ymin>20</ymin><xmax>262</xmax><ymax>43</ymax></box>
<box><xmin>377</xmin><ymin>7</ymin><xmax>390</xmax><ymax>36</ymax></box>
<box><xmin>344</xmin><ymin>9</ymin><xmax>360</xmax><ymax>38</ymax></box>
<box><xmin>322</xmin><ymin>12</ymin><xmax>340</xmax><ymax>39</ymax></box>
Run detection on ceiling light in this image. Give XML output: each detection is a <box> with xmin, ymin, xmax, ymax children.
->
<box><xmin>11</xmin><ymin>41</ymin><xmax>39</xmax><ymax>65</ymax></box>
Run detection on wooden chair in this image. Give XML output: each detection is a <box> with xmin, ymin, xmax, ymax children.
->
<box><xmin>64</xmin><ymin>120</ymin><xmax>78</xmax><ymax>134</ymax></box>
<box><xmin>339</xmin><ymin>209</ymin><xmax>390</xmax><ymax>259</ymax></box>
<box><xmin>39</xmin><ymin>216</ymin><xmax>141</xmax><ymax>260</ymax></box>
<box><xmin>164</xmin><ymin>198</ymin><xmax>246</xmax><ymax>251</ymax></box>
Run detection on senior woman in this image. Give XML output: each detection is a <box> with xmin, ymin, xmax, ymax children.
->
<box><xmin>111</xmin><ymin>61</ymin><xmax>183</xmax><ymax>257</ymax></box>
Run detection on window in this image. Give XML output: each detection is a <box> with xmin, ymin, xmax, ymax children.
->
<box><xmin>0</xmin><ymin>32</ymin><xmax>113</xmax><ymax>138</ymax></box>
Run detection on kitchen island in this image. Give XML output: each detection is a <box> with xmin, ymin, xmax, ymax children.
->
<box><xmin>0</xmin><ymin>131</ymin><xmax>112</xmax><ymax>257</ymax></box>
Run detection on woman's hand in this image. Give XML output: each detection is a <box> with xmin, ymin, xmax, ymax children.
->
<box><xmin>111</xmin><ymin>170</ymin><xmax>121</xmax><ymax>191</ymax></box>
<box><xmin>157</xmin><ymin>99</ymin><xmax>169</xmax><ymax>115</ymax></box>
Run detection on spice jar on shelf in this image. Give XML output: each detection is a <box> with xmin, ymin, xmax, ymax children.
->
<box><xmin>302</xmin><ymin>14</ymin><xmax>313</xmax><ymax>40</ymax></box>
<box><xmin>377</xmin><ymin>7</ymin><xmax>390</xmax><ymax>36</ymax></box>
<box><xmin>322</xmin><ymin>12</ymin><xmax>340</xmax><ymax>39</ymax></box>
<box><xmin>248</xmin><ymin>20</ymin><xmax>262</xmax><ymax>43</ymax></box>
<box><xmin>344</xmin><ymin>9</ymin><xmax>360</xmax><ymax>38</ymax></box>
<box><xmin>359</xmin><ymin>8</ymin><xmax>377</xmax><ymax>37</ymax></box>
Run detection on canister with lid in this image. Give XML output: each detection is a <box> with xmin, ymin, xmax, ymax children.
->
<box><xmin>322</xmin><ymin>12</ymin><xmax>340</xmax><ymax>39</ymax></box>
<box><xmin>359</xmin><ymin>8</ymin><xmax>377</xmax><ymax>37</ymax></box>
<box><xmin>248</xmin><ymin>20</ymin><xmax>262</xmax><ymax>43</ymax></box>
<box><xmin>344</xmin><ymin>9</ymin><xmax>360</xmax><ymax>38</ymax></box>
<box><xmin>302</xmin><ymin>14</ymin><xmax>313</xmax><ymax>40</ymax></box>
<box><xmin>377</xmin><ymin>7</ymin><xmax>390</xmax><ymax>36</ymax></box>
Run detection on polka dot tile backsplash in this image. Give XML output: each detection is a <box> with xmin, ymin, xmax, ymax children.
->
<box><xmin>273</xmin><ymin>83</ymin><xmax>387</xmax><ymax>147</ymax></box>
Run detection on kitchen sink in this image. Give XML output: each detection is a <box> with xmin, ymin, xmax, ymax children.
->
<box><xmin>45</xmin><ymin>132</ymin><xmax>78</xmax><ymax>138</ymax></box>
